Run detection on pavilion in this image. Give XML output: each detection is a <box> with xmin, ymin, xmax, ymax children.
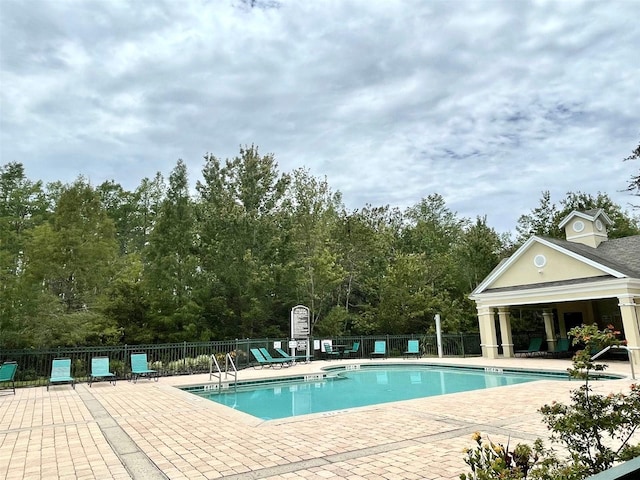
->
<box><xmin>469</xmin><ymin>209</ymin><xmax>640</xmax><ymax>371</ymax></box>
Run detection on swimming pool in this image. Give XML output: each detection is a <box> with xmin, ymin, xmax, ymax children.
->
<box><xmin>181</xmin><ymin>364</ymin><xmax>584</xmax><ymax>420</ymax></box>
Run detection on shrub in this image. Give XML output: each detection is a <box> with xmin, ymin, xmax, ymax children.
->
<box><xmin>460</xmin><ymin>433</ymin><xmax>543</xmax><ymax>480</ymax></box>
<box><xmin>460</xmin><ymin>324</ymin><xmax>640</xmax><ymax>480</ymax></box>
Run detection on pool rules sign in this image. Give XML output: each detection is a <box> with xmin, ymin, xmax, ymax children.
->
<box><xmin>291</xmin><ymin>305</ymin><xmax>310</xmax><ymax>338</ymax></box>
<box><xmin>290</xmin><ymin>305</ymin><xmax>310</xmax><ymax>362</ymax></box>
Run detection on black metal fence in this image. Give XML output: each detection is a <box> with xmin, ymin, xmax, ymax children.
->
<box><xmin>1</xmin><ymin>333</ymin><xmax>481</xmax><ymax>388</ymax></box>
<box><xmin>331</xmin><ymin>333</ymin><xmax>481</xmax><ymax>358</ymax></box>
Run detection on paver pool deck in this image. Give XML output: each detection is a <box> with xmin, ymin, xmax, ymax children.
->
<box><xmin>0</xmin><ymin>356</ymin><xmax>637</xmax><ymax>480</ymax></box>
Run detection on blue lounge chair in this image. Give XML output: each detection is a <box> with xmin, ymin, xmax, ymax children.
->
<box><xmin>370</xmin><ymin>340</ymin><xmax>387</xmax><ymax>359</ymax></box>
<box><xmin>47</xmin><ymin>358</ymin><xmax>75</xmax><ymax>391</ymax></box>
<box><xmin>250</xmin><ymin>348</ymin><xmax>286</xmax><ymax>369</ymax></box>
<box><xmin>515</xmin><ymin>337</ymin><xmax>544</xmax><ymax>357</ymax></box>
<box><xmin>130</xmin><ymin>353</ymin><xmax>158</xmax><ymax>382</ymax></box>
<box><xmin>343</xmin><ymin>341</ymin><xmax>360</xmax><ymax>358</ymax></box>
<box><xmin>259</xmin><ymin>348</ymin><xmax>292</xmax><ymax>366</ymax></box>
<box><xmin>89</xmin><ymin>357</ymin><xmax>116</xmax><ymax>386</ymax></box>
<box><xmin>0</xmin><ymin>362</ymin><xmax>18</xmax><ymax>394</ymax></box>
<box><xmin>549</xmin><ymin>338</ymin><xmax>572</xmax><ymax>358</ymax></box>
<box><xmin>274</xmin><ymin>348</ymin><xmax>307</xmax><ymax>363</ymax></box>
<box><xmin>323</xmin><ymin>343</ymin><xmax>340</xmax><ymax>360</ymax></box>
<box><xmin>403</xmin><ymin>340</ymin><xmax>421</xmax><ymax>358</ymax></box>
<box><xmin>250</xmin><ymin>348</ymin><xmax>269</xmax><ymax>368</ymax></box>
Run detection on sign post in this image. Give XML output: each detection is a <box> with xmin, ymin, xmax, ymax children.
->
<box><xmin>291</xmin><ymin>305</ymin><xmax>311</xmax><ymax>362</ymax></box>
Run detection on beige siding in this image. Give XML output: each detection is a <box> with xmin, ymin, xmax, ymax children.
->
<box><xmin>564</xmin><ymin>218</ymin><xmax>596</xmax><ymax>239</ymax></box>
<box><xmin>490</xmin><ymin>243</ymin><xmax>606</xmax><ymax>289</ymax></box>
<box><xmin>563</xmin><ymin>218</ymin><xmax>608</xmax><ymax>247</ymax></box>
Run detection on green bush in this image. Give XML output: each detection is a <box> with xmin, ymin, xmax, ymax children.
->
<box><xmin>460</xmin><ymin>324</ymin><xmax>640</xmax><ymax>480</ymax></box>
<box><xmin>460</xmin><ymin>433</ymin><xmax>543</xmax><ymax>480</ymax></box>
<box><xmin>110</xmin><ymin>359</ymin><xmax>125</xmax><ymax>377</ymax></box>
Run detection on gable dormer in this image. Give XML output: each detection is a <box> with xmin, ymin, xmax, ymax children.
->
<box><xmin>558</xmin><ymin>209</ymin><xmax>613</xmax><ymax>248</ymax></box>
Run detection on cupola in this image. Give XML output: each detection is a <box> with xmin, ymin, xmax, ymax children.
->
<box><xmin>557</xmin><ymin>209</ymin><xmax>613</xmax><ymax>248</ymax></box>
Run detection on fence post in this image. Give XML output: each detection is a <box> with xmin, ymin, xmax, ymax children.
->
<box><xmin>460</xmin><ymin>333</ymin><xmax>466</xmax><ymax>357</ymax></box>
<box><xmin>183</xmin><ymin>341</ymin><xmax>187</xmax><ymax>370</ymax></box>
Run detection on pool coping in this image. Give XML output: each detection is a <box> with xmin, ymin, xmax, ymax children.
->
<box><xmin>177</xmin><ymin>360</ymin><xmax>625</xmax><ymax>395</ymax></box>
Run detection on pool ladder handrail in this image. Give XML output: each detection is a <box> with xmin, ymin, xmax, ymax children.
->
<box><xmin>590</xmin><ymin>345</ymin><xmax>636</xmax><ymax>380</ymax></box>
<box><xmin>210</xmin><ymin>353</ymin><xmax>238</xmax><ymax>389</ymax></box>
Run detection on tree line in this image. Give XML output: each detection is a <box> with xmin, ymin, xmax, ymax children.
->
<box><xmin>1</xmin><ymin>145</ymin><xmax>638</xmax><ymax>348</ymax></box>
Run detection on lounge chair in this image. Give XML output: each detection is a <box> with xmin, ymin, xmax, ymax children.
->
<box><xmin>47</xmin><ymin>358</ymin><xmax>75</xmax><ymax>391</ymax></box>
<box><xmin>548</xmin><ymin>338</ymin><xmax>572</xmax><ymax>358</ymax></box>
<box><xmin>274</xmin><ymin>348</ymin><xmax>308</xmax><ymax>363</ymax></box>
<box><xmin>250</xmin><ymin>348</ymin><xmax>269</xmax><ymax>368</ymax></box>
<box><xmin>515</xmin><ymin>337</ymin><xmax>544</xmax><ymax>357</ymax></box>
<box><xmin>323</xmin><ymin>343</ymin><xmax>340</xmax><ymax>360</ymax></box>
<box><xmin>130</xmin><ymin>353</ymin><xmax>158</xmax><ymax>382</ymax></box>
<box><xmin>89</xmin><ymin>357</ymin><xmax>116</xmax><ymax>387</ymax></box>
<box><xmin>370</xmin><ymin>340</ymin><xmax>387</xmax><ymax>359</ymax></box>
<box><xmin>342</xmin><ymin>341</ymin><xmax>360</xmax><ymax>358</ymax></box>
<box><xmin>250</xmin><ymin>348</ymin><xmax>286</xmax><ymax>369</ymax></box>
<box><xmin>0</xmin><ymin>362</ymin><xmax>18</xmax><ymax>394</ymax></box>
<box><xmin>259</xmin><ymin>348</ymin><xmax>292</xmax><ymax>366</ymax></box>
<box><xmin>403</xmin><ymin>340</ymin><xmax>421</xmax><ymax>358</ymax></box>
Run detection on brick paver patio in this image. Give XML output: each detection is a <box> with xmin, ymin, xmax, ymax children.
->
<box><xmin>0</xmin><ymin>357</ymin><xmax>636</xmax><ymax>479</ymax></box>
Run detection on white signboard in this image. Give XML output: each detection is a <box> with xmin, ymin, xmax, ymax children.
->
<box><xmin>291</xmin><ymin>305</ymin><xmax>310</xmax><ymax>338</ymax></box>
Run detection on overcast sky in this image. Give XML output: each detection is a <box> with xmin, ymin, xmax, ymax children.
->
<box><xmin>1</xmin><ymin>0</ymin><xmax>639</xmax><ymax>232</ymax></box>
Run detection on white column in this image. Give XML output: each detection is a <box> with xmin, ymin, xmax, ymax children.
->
<box><xmin>543</xmin><ymin>309</ymin><xmax>557</xmax><ymax>352</ymax></box>
<box><xmin>618</xmin><ymin>295</ymin><xmax>640</xmax><ymax>372</ymax></box>
<box><xmin>478</xmin><ymin>306</ymin><xmax>499</xmax><ymax>359</ymax></box>
<box><xmin>558</xmin><ymin>315</ymin><xmax>567</xmax><ymax>340</ymax></box>
<box><xmin>498</xmin><ymin>307</ymin><xmax>514</xmax><ymax>357</ymax></box>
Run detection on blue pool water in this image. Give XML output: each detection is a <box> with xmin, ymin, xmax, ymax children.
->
<box><xmin>183</xmin><ymin>365</ymin><xmax>574</xmax><ymax>420</ymax></box>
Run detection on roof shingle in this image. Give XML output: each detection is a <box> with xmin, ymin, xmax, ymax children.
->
<box><xmin>543</xmin><ymin>235</ymin><xmax>640</xmax><ymax>278</ymax></box>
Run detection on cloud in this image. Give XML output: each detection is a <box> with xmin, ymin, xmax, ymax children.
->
<box><xmin>1</xmin><ymin>0</ymin><xmax>639</xmax><ymax>232</ymax></box>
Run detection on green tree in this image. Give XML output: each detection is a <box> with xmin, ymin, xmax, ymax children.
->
<box><xmin>376</xmin><ymin>252</ymin><xmax>434</xmax><ymax>333</ymax></box>
<box><xmin>402</xmin><ymin>194</ymin><xmax>465</xmax><ymax>289</ymax></box>
<box><xmin>451</xmin><ymin>216</ymin><xmax>510</xmax><ymax>332</ymax></box>
<box><xmin>0</xmin><ymin>162</ymin><xmax>49</xmax><ymax>255</ymax></box>
<box><xmin>144</xmin><ymin>160</ymin><xmax>202</xmax><ymax>342</ymax></box>
<box><xmin>336</xmin><ymin>205</ymin><xmax>402</xmax><ymax>334</ymax></box>
<box><xmin>133</xmin><ymin>173</ymin><xmax>166</xmax><ymax>252</ymax></box>
<box><xmin>284</xmin><ymin>169</ymin><xmax>345</xmax><ymax>334</ymax></box>
<box><xmin>0</xmin><ymin>162</ymin><xmax>49</xmax><ymax>347</ymax></box>
<box><xmin>102</xmin><ymin>254</ymin><xmax>151</xmax><ymax>344</ymax></box>
<box><xmin>97</xmin><ymin>180</ymin><xmax>141</xmax><ymax>255</ymax></box>
<box><xmin>456</xmin><ymin>216</ymin><xmax>508</xmax><ymax>292</ymax></box>
<box><xmin>515</xmin><ymin>191</ymin><xmax>560</xmax><ymax>243</ymax></box>
<box><xmin>623</xmin><ymin>141</ymin><xmax>639</xmax><ymax>206</ymax></box>
<box><xmin>82</xmin><ymin>174</ymin><xmax>165</xmax><ymax>344</ymax></box>
<box><xmin>558</xmin><ymin>191</ymin><xmax>639</xmax><ymax>238</ymax></box>
<box><xmin>516</xmin><ymin>191</ymin><xmax>639</xmax><ymax>244</ymax></box>
<box><xmin>400</xmin><ymin>194</ymin><xmax>468</xmax><ymax>332</ymax></box>
<box><xmin>196</xmin><ymin>146</ymin><xmax>290</xmax><ymax>337</ymax></box>
<box><xmin>25</xmin><ymin>178</ymin><xmax>118</xmax><ymax>312</ymax></box>
<box><xmin>21</xmin><ymin>178</ymin><xmax>120</xmax><ymax>346</ymax></box>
